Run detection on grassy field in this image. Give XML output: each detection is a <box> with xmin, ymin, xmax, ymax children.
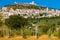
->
<box><xmin>0</xmin><ymin>34</ymin><xmax>60</xmax><ymax>40</ymax></box>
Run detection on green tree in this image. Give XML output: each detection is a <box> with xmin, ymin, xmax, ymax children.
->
<box><xmin>5</xmin><ymin>15</ymin><xmax>28</xmax><ymax>29</ymax></box>
<box><xmin>5</xmin><ymin>15</ymin><xmax>29</xmax><ymax>37</ymax></box>
<box><xmin>54</xmin><ymin>28</ymin><xmax>60</xmax><ymax>38</ymax></box>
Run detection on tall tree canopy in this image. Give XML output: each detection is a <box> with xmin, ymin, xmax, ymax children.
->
<box><xmin>5</xmin><ymin>15</ymin><xmax>28</xmax><ymax>29</ymax></box>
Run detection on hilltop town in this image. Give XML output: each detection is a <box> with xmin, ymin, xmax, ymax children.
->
<box><xmin>0</xmin><ymin>1</ymin><xmax>60</xmax><ymax>19</ymax></box>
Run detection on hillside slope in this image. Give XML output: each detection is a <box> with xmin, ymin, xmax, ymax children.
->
<box><xmin>4</xmin><ymin>4</ymin><xmax>46</xmax><ymax>10</ymax></box>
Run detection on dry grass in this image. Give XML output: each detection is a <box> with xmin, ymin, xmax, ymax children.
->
<box><xmin>0</xmin><ymin>35</ymin><xmax>60</xmax><ymax>40</ymax></box>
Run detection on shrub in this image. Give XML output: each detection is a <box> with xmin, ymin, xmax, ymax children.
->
<box><xmin>54</xmin><ymin>30</ymin><xmax>60</xmax><ymax>38</ymax></box>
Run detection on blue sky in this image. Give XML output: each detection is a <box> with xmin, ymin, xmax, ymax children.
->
<box><xmin>0</xmin><ymin>0</ymin><xmax>60</xmax><ymax>9</ymax></box>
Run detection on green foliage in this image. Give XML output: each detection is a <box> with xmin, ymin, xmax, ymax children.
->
<box><xmin>5</xmin><ymin>15</ymin><xmax>28</xmax><ymax>29</ymax></box>
<box><xmin>0</xmin><ymin>13</ymin><xmax>3</xmax><ymax>19</ymax></box>
<box><xmin>0</xmin><ymin>20</ymin><xmax>3</xmax><ymax>26</ymax></box>
<box><xmin>9</xmin><ymin>30</ymin><xmax>17</xmax><ymax>37</ymax></box>
<box><xmin>0</xmin><ymin>30</ymin><xmax>6</xmax><ymax>37</ymax></box>
<box><xmin>0</xmin><ymin>13</ymin><xmax>3</xmax><ymax>26</ymax></box>
<box><xmin>54</xmin><ymin>29</ymin><xmax>60</xmax><ymax>38</ymax></box>
<box><xmin>23</xmin><ymin>29</ymin><xmax>33</xmax><ymax>35</ymax></box>
<box><xmin>0</xmin><ymin>30</ymin><xmax>3</xmax><ymax>37</ymax></box>
<box><xmin>1</xmin><ymin>15</ymin><xmax>60</xmax><ymax>37</ymax></box>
